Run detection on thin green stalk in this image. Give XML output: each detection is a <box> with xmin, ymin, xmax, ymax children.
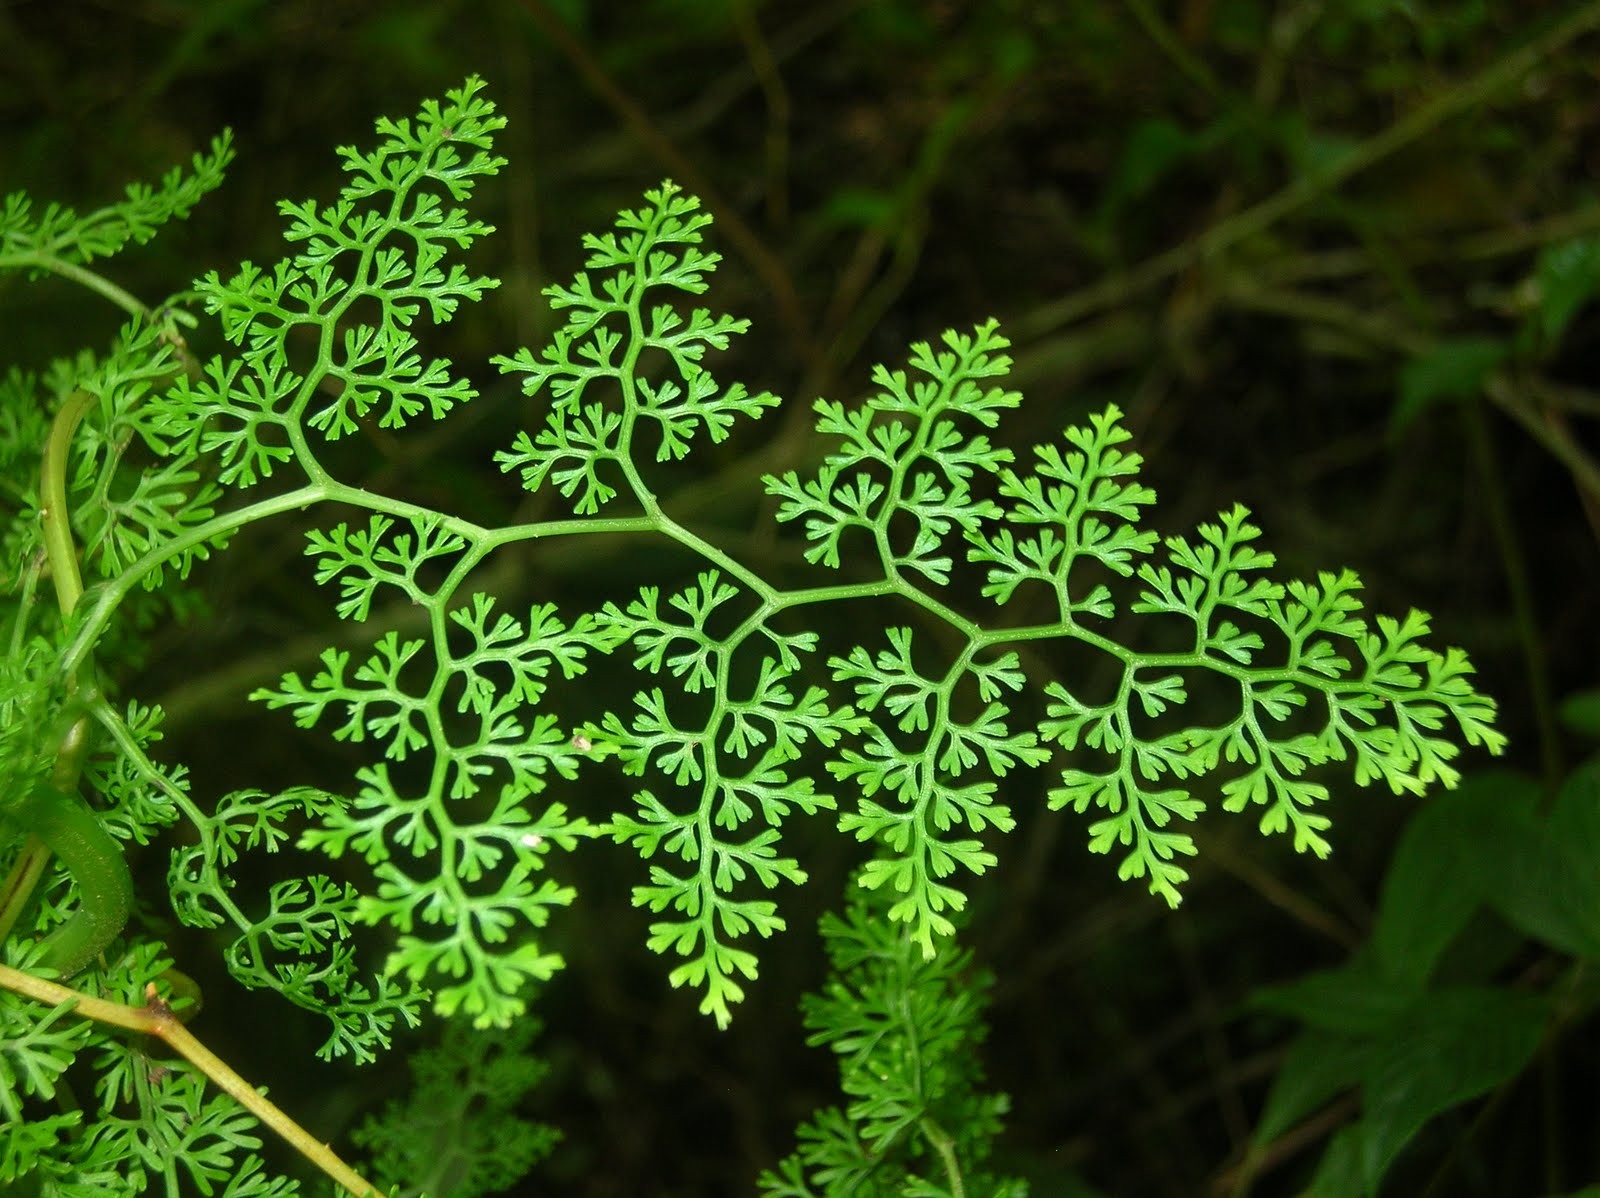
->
<box><xmin>88</xmin><ymin>699</ymin><xmax>260</xmax><ymax>938</ymax></box>
<box><xmin>2</xmin><ymin>390</ymin><xmax>135</xmax><ymax>977</ymax></box>
<box><xmin>1485</xmin><ymin>375</ymin><xmax>1600</xmax><ymax>502</ymax></box>
<box><xmin>731</xmin><ymin>0</ymin><xmax>791</xmax><ymax>228</ymax></box>
<box><xmin>0</xmin><ymin>844</ymin><xmax>50</xmax><ymax>947</ymax></box>
<box><xmin>1465</xmin><ymin>405</ymin><xmax>1562</xmax><ymax>787</ymax></box>
<box><xmin>40</xmin><ymin>391</ymin><xmax>96</xmax><ymax>615</ymax></box>
<box><xmin>10</xmin><ymin>780</ymin><xmax>133</xmax><ymax>977</ymax></box>
<box><xmin>1122</xmin><ymin>0</ymin><xmax>1228</xmax><ymax>103</ymax></box>
<box><xmin>920</xmin><ymin>1115</ymin><xmax>966</xmax><ymax>1198</ymax></box>
<box><xmin>1252</xmin><ymin>204</ymin><xmax>1600</xmax><ymax>288</ymax></box>
<box><xmin>58</xmin><ymin>483</ymin><xmax>326</xmax><ymax>679</ymax></box>
<box><xmin>0</xmin><ymin>254</ymin><xmax>148</xmax><ymax>321</ymax></box>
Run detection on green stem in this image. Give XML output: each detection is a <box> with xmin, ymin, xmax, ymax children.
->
<box><xmin>1</xmin><ymin>391</ymin><xmax>132</xmax><ymax>975</ymax></box>
<box><xmin>87</xmin><ymin>699</ymin><xmax>262</xmax><ymax>940</ymax></box>
<box><xmin>920</xmin><ymin>1115</ymin><xmax>966</xmax><ymax>1198</ymax></box>
<box><xmin>1122</xmin><ymin>0</ymin><xmax>1227</xmax><ymax>102</ymax></box>
<box><xmin>1464</xmin><ymin>404</ymin><xmax>1562</xmax><ymax>787</ymax></box>
<box><xmin>59</xmin><ymin>483</ymin><xmax>327</xmax><ymax>679</ymax></box>
<box><xmin>40</xmin><ymin>391</ymin><xmax>96</xmax><ymax>614</ymax></box>
<box><xmin>0</xmin><ymin>843</ymin><xmax>51</xmax><ymax>947</ymax></box>
<box><xmin>1484</xmin><ymin>375</ymin><xmax>1600</xmax><ymax>502</ymax></box>
<box><xmin>5</xmin><ymin>373</ymin><xmax>226</xmax><ymax>982</ymax></box>
<box><xmin>0</xmin><ymin>253</ymin><xmax>149</xmax><ymax>321</ymax></box>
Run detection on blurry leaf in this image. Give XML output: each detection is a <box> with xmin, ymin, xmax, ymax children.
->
<box><xmin>646</xmin><ymin>0</ymin><xmax>743</xmax><ymax>34</ymax></box>
<box><xmin>1391</xmin><ymin>337</ymin><xmax>1506</xmax><ymax>434</ymax></box>
<box><xmin>1417</xmin><ymin>0</ymin><xmax>1491</xmax><ymax>55</ymax></box>
<box><xmin>1307</xmin><ymin>1126</ymin><xmax>1366</xmax><ymax>1198</ymax></box>
<box><xmin>1558</xmin><ymin>689</ymin><xmax>1600</xmax><ymax>738</ymax></box>
<box><xmin>989</xmin><ymin>28</ymin><xmax>1036</xmax><ymax>80</ymax></box>
<box><xmin>1370</xmin><ymin>764</ymin><xmax>1600</xmax><ymax>968</ymax></box>
<box><xmin>353</xmin><ymin>1017</ymin><xmax>559</xmax><ymax>1198</ymax></box>
<box><xmin>1271</xmin><ymin>112</ymin><xmax>1359</xmax><ymax>181</ymax></box>
<box><xmin>1258</xmin><ymin>769</ymin><xmax>1582</xmax><ymax>1195</ymax></box>
<box><xmin>1521</xmin><ymin>234</ymin><xmax>1600</xmax><ymax>351</ymax></box>
<box><xmin>1290</xmin><ymin>986</ymin><xmax>1547</xmax><ymax>1197</ymax></box>
<box><xmin>1355</xmin><ymin>986</ymin><xmax>1547</xmax><ymax>1191</ymax></box>
<box><xmin>1213</xmin><ymin>0</ymin><xmax>1270</xmax><ymax>51</ymax></box>
<box><xmin>1291</xmin><ymin>127</ymin><xmax>1360</xmax><ymax>178</ymax></box>
<box><xmin>1252</xmin><ymin>954</ymin><xmax>1416</xmax><ymax>1035</ymax></box>
<box><xmin>820</xmin><ymin>186</ymin><xmax>898</xmax><ymax>230</ymax></box>
<box><xmin>851</xmin><ymin>0</ymin><xmax>938</xmax><ymax>46</ymax></box>
<box><xmin>357</xmin><ymin>8</ymin><xmax>456</xmax><ymax>74</ymax></box>
<box><xmin>1253</xmin><ymin>1029</ymin><xmax>1367</xmax><ymax>1145</ymax></box>
<box><xmin>1099</xmin><ymin>118</ymin><xmax>1194</xmax><ymax>220</ymax></box>
<box><xmin>1489</xmin><ymin>760</ymin><xmax>1600</xmax><ymax>959</ymax></box>
<box><xmin>1372</xmin><ymin>770</ymin><xmax>1539</xmax><ymax>986</ymax></box>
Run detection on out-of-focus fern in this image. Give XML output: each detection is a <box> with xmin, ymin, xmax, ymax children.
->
<box><xmin>351</xmin><ymin>1018</ymin><xmax>559</xmax><ymax>1198</ymax></box>
<box><xmin>758</xmin><ymin>886</ymin><xmax>1026</xmax><ymax>1198</ymax></box>
<box><xmin>0</xmin><ymin>132</ymin><xmax>232</xmax><ymax>310</ymax></box>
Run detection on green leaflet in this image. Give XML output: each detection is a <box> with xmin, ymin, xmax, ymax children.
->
<box><xmin>488</xmin><ymin>201</ymin><xmax>1502</xmax><ymax>1023</ymax></box>
<box><xmin>238</xmin><ymin>86</ymin><xmax>1497</xmax><ymax>1028</ymax></box>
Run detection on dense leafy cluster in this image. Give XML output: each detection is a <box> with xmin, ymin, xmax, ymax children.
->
<box><xmin>1</xmin><ymin>77</ymin><xmax>1506</xmax><ymax>1196</ymax></box>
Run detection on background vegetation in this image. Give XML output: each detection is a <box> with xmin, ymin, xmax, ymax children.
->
<box><xmin>3</xmin><ymin>1</ymin><xmax>1597</xmax><ymax>1195</ymax></box>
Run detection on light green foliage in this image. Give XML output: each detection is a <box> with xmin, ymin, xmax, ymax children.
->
<box><xmin>10</xmin><ymin>77</ymin><xmax>1503</xmax><ymax>1027</ymax></box>
<box><xmin>141</xmin><ymin>77</ymin><xmax>593</xmax><ymax>1031</ymax></box>
<box><xmin>500</xmin><ymin>236</ymin><xmax>1499</xmax><ymax>1024</ymax></box>
<box><xmin>0</xmin><ymin>77</ymin><xmax>1506</xmax><ymax>1195</ymax></box>
<box><xmin>165</xmin><ymin>783</ymin><xmax>426</xmax><ymax>1063</ymax></box>
<box><xmin>0</xmin><ymin>79</ymin><xmax>526</xmax><ymax>1195</ymax></box>
<box><xmin>1035</xmin><ymin>493</ymin><xmax>1505</xmax><ymax>897</ymax></box>
<box><xmin>758</xmin><ymin>886</ymin><xmax>1026</xmax><ymax>1198</ymax></box>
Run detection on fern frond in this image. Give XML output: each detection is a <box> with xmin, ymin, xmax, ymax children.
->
<box><xmin>0</xmin><ymin>134</ymin><xmax>233</xmax><ymax>273</ymax></box>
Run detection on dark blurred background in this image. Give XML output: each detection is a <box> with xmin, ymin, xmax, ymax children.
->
<box><xmin>3</xmin><ymin>2</ymin><xmax>1598</xmax><ymax>1195</ymax></box>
